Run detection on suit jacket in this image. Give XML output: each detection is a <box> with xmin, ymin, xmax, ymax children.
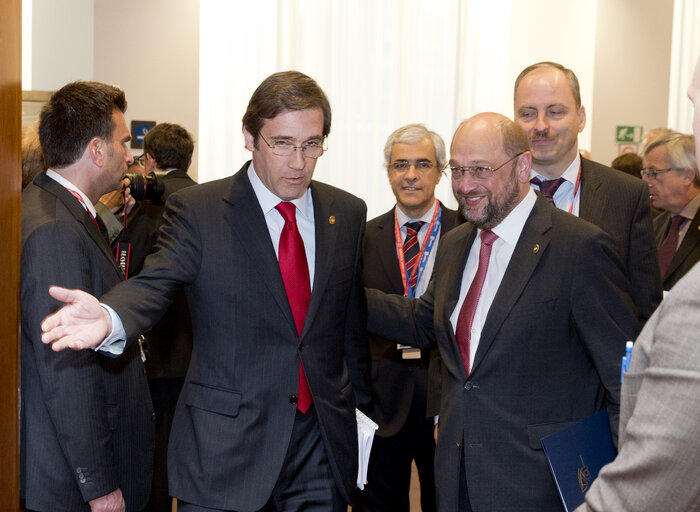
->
<box><xmin>100</xmin><ymin>162</ymin><xmax>373</xmax><ymax>510</ymax></box>
<box><xmin>20</xmin><ymin>173</ymin><xmax>154</xmax><ymax>512</ymax></box>
<box><xmin>122</xmin><ymin>169</ymin><xmax>198</xmax><ymax>379</ymax></box>
<box><xmin>652</xmin><ymin>207</ymin><xmax>700</xmax><ymax>291</ymax></box>
<box><xmin>362</xmin><ymin>203</ymin><xmax>460</xmax><ymax>434</ymax></box>
<box><xmin>578</xmin><ymin>158</ymin><xmax>662</xmax><ymax>321</ymax></box>
<box><xmin>575</xmin><ymin>261</ymin><xmax>700</xmax><ymax>512</ymax></box>
<box><xmin>367</xmin><ymin>197</ymin><xmax>640</xmax><ymax>512</ymax></box>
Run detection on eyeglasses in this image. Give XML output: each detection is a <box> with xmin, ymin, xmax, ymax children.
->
<box><xmin>259</xmin><ymin>133</ymin><xmax>326</xmax><ymax>159</ymax></box>
<box><xmin>640</xmin><ymin>167</ymin><xmax>681</xmax><ymax>180</ymax></box>
<box><xmin>135</xmin><ymin>152</ymin><xmax>147</xmax><ymax>167</ymax></box>
<box><xmin>389</xmin><ymin>159</ymin><xmax>439</xmax><ymax>173</ymax></box>
<box><xmin>450</xmin><ymin>152</ymin><xmax>524</xmax><ymax>180</ymax></box>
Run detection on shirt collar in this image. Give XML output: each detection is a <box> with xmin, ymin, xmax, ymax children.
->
<box><xmin>45</xmin><ymin>169</ymin><xmax>97</xmax><ymax>217</ymax></box>
<box><xmin>530</xmin><ymin>153</ymin><xmax>581</xmax><ymax>185</ymax></box>
<box><xmin>395</xmin><ymin>199</ymin><xmax>438</xmax><ymax>228</ymax></box>
<box><xmin>680</xmin><ymin>189</ymin><xmax>700</xmax><ymax>220</ymax></box>
<box><xmin>247</xmin><ymin>162</ymin><xmax>313</xmax><ymax>220</ymax></box>
<box><xmin>487</xmin><ymin>188</ymin><xmax>537</xmax><ymax>247</ymax></box>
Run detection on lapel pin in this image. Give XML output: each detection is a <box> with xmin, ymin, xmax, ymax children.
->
<box><xmin>533</xmin><ymin>244</ymin><xmax>540</xmax><ymax>254</ymax></box>
<box><xmin>329</xmin><ymin>216</ymin><xmax>336</xmax><ymax>225</ymax></box>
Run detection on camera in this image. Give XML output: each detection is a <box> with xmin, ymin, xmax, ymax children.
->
<box><xmin>124</xmin><ymin>171</ymin><xmax>166</xmax><ymax>202</ymax></box>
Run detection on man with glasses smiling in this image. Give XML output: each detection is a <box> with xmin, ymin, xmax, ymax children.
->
<box><xmin>358</xmin><ymin>124</ymin><xmax>461</xmax><ymax>512</ymax></box>
<box><xmin>641</xmin><ymin>132</ymin><xmax>700</xmax><ymax>291</ymax></box>
<box><xmin>39</xmin><ymin>71</ymin><xmax>373</xmax><ymax>512</ymax></box>
<box><xmin>366</xmin><ymin>113</ymin><xmax>639</xmax><ymax>512</ymax></box>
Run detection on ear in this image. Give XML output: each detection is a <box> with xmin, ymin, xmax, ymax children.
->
<box><xmin>243</xmin><ymin>127</ymin><xmax>256</xmax><ymax>152</ymax></box>
<box><xmin>681</xmin><ymin>167</ymin><xmax>696</xmax><ymax>186</ymax></box>
<box><xmin>515</xmin><ymin>151</ymin><xmax>533</xmax><ymax>184</ymax></box>
<box><xmin>88</xmin><ymin>137</ymin><xmax>105</xmax><ymax>167</ymax></box>
<box><xmin>577</xmin><ymin>105</ymin><xmax>587</xmax><ymax>133</ymax></box>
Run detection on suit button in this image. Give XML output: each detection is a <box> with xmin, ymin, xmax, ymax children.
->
<box><xmin>464</xmin><ymin>381</ymin><xmax>473</xmax><ymax>390</ymax></box>
<box><xmin>79</xmin><ymin>476</ymin><xmax>87</xmax><ymax>484</ymax></box>
<box><xmin>298</xmin><ymin>343</ymin><xmax>305</xmax><ymax>351</ymax></box>
<box><xmin>152</xmin><ymin>411</ymin><xmax>156</xmax><ymax>421</ymax></box>
<box><xmin>289</xmin><ymin>395</ymin><xmax>298</xmax><ymax>405</ymax></box>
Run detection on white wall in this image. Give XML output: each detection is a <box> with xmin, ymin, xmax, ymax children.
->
<box><xmin>93</xmin><ymin>0</ymin><xmax>200</xmax><ymax>178</ymax></box>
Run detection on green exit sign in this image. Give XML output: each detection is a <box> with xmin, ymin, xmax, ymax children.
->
<box><xmin>616</xmin><ymin>126</ymin><xmax>642</xmax><ymax>143</ymax></box>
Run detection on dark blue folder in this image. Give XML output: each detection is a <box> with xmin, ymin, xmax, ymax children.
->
<box><xmin>540</xmin><ymin>410</ymin><xmax>617</xmax><ymax>511</ymax></box>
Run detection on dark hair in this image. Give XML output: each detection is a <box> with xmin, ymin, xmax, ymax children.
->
<box><xmin>610</xmin><ymin>152</ymin><xmax>643</xmax><ymax>178</ymax></box>
<box><xmin>143</xmin><ymin>123</ymin><xmax>194</xmax><ymax>171</ymax></box>
<box><xmin>39</xmin><ymin>81</ymin><xmax>127</xmax><ymax>169</ymax></box>
<box><xmin>514</xmin><ymin>61</ymin><xmax>581</xmax><ymax>109</ymax></box>
<box><xmin>242</xmin><ymin>71</ymin><xmax>331</xmax><ymax>146</ymax></box>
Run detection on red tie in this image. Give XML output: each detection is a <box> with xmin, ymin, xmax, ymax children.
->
<box><xmin>403</xmin><ymin>221</ymin><xmax>425</xmax><ymax>292</ymax></box>
<box><xmin>658</xmin><ymin>215</ymin><xmax>684</xmax><ymax>276</ymax></box>
<box><xmin>530</xmin><ymin>177</ymin><xmax>566</xmax><ymax>207</ymax></box>
<box><xmin>275</xmin><ymin>202</ymin><xmax>313</xmax><ymax>413</ymax></box>
<box><xmin>455</xmin><ymin>230</ymin><xmax>498</xmax><ymax>375</ymax></box>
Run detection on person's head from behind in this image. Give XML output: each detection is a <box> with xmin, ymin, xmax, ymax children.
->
<box><xmin>241</xmin><ymin>71</ymin><xmax>331</xmax><ymax>201</ymax></box>
<box><xmin>611</xmin><ymin>152</ymin><xmax>643</xmax><ymax>178</ymax></box>
<box><xmin>642</xmin><ymin>133</ymin><xmax>698</xmax><ymax>214</ymax></box>
<box><xmin>39</xmin><ymin>81</ymin><xmax>132</xmax><ymax>198</ymax></box>
<box><xmin>513</xmin><ymin>62</ymin><xmax>585</xmax><ymax>177</ymax></box>
<box><xmin>142</xmin><ymin>123</ymin><xmax>194</xmax><ymax>173</ymax></box>
<box><xmin>384</xmin><ymin>123</ymin><xmax>445</xmax><ymax>218</ymax></box>
<box><xmin>22</xmin><ymin>122</ymin><xmax>45</xmax><ymax>189</ymax></box>
<box><xmin>450</xmin><ymin>113</ymin><xmax>532</xmax><ymax>229</ymax></box>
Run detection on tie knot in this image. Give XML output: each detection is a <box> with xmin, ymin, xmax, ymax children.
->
<box><xmin>531</xmin><ymin>177</ymin><xmax>566</xmax><ymax>199</ymax></box>
<box><xmin>670</xmin><ymin>215</ymin><xmax>685</xmax><ymax>229</ymax></box>
<box><xmin>276</xmin><ymin>201</ymin><xmax>297</xmax><ymax>223</ymax></box>
<box><xmin>480</xmin><ymin>229</ymin><xmax>498</xmax><ymax>247</ymax></box>
<box><xmin>405</xmin><ymin>221</ymin><xmax>425</xmax><ymax>235</ymax></box>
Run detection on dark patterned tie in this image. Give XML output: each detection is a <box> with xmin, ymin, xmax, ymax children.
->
<box><xmin>658</xmin><ymin>215</ymin><xmax>684</xmax><ymax>277</ymax></box>
<box><xmin>275</xmin><ymin>202</ymin><xmax>312</xmax><ymax>413</ymax></box>
<box><xmin>403</xmin><ymin>221</ymin><xmax>425</xmax><ymax>292</ymax></box>
<box><xmin>530</xmin><ymin>177</ymin><xmax>567</xmax><ymax>206</ymax></box>
<box><xmin>455</xmin><ymin>230</ymin><xmax>498</xmax><ymax>375</ymax></box>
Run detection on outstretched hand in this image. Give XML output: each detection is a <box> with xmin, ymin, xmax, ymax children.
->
<box><xmin>41</xmin><ymin>286</ymin><xmax>112</xmax><ymax>352</ymax></box>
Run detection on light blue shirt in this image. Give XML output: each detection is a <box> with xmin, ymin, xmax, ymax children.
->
<box><xmin>530</xmin><ymin>153</ymin><xmax>581</xmax><ymax>216</ymax></box>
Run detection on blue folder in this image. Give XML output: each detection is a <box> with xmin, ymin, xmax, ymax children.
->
<box><xmin>540</xmin><ymin>410</ymin><xmax>617</xmax><ymax>511</ymax></box>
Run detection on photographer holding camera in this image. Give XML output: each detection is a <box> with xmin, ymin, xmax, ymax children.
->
<box><xmin>123</xmin><ymin>122</ymin><xmax>197</xmax><ymax>512</ymax></box>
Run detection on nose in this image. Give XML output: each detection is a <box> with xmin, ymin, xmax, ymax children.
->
<box><xmin>405</xmin><ymin>164</ymin><xmax>419</xmax><ymax>181</ymax></box>
<box><xmin>534</xmin><ymin>112</ymin><xmax>549</xmax><ymax>133</ymax></box>
<box><xmin>125</xmin><ymin>147</ymin><xmax>134</xmax><ymax>165</ymax></box>
<box><xmin>454</xmin><ymin>172</ymin><xmax>478</xmax><ymax>194</ymax></box>
<box><xmin>289</xmin><ymin>146</ymin><xmax>305</xmax><ymax>169</ymax></box>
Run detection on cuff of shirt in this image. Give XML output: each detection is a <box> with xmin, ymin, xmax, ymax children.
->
<box><xmin>93</xmin><ymin>304</ymin><xmax>126</xmax><ymax>356</ymax></box>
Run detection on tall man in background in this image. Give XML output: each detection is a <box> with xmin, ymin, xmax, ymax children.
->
<box><xmin>21</xmin><ymin>81</ymin><xmax>153</xmax><ymax>512</ymax></box>
<box><xmin>358</xmin><ymin>124</ymin><xmax>461</xmax><ymax>512</ymax></box>
<box><xmin>40</xmin><ymin>71</ymin><xmax>373</xmax><ymax>512</ymax></box>
<box><xmin>514</xmin><ymin>61</ymin><xmax>661</xmax><ymax>321</ymax></box>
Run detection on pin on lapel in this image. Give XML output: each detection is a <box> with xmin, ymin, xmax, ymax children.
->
<box><xmin>329</xmin><ymin>216</ymin><xmax>336</xmax><ymax>225</ymax></box>
<box><xmin>533</xmin><ymin>243</ymin><xmax>540</xmax><ymax>253</ymax></box>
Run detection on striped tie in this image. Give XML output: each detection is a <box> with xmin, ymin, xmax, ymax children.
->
<box><xmin>403</xmin><ymin>221</ymin><xmax>425</xmax><ymax>292</ymax></box>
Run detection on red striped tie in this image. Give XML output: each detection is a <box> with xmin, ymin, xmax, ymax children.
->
<box><xmin>403</xmin><ymin>221</ymin><xmax>425</xmax><ymax>292</ymax></box>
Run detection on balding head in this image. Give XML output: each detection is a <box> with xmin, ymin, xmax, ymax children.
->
<box><xmin>450</xmin><ymin>113</ymin><xmax>532</xmax><ymax>229</ymax></box>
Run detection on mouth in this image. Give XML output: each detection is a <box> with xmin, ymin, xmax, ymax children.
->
<box><xmin>402</xmin><ymin>186</ymin><xmax>422</xmax><ymax>192</ymax></box>
<box><xmin>461</xmin><ymin>194</ymin><xmax>486</xmax><ymax>208</ymax></box>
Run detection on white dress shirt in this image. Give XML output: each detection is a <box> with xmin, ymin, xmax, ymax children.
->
<box><xmin>45</xmin><ymin>169</ymin><xmax>97</xmax><ymax>218</ymax></box>
<box><xmin>449</xmin><ymin>189</ymin><xmax>537</xmax><ymax>369</ymax></box>
<box><xmin>530</xmin><ymin>153</ymin><xmax>581</xmax><ymax>216</ymax></box>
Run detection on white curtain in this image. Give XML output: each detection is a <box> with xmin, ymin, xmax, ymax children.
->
<box><xmin>668</xmin><ymin>0</ymin><xmax>700</xmax><ymax>132</ymax></box>
<box><xmin>199</xmin><ymin>0</ymin><xmax>513</xmax><ymax>218</ymax></box>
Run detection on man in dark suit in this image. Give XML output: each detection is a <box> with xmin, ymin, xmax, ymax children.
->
<box><xmin>21</xmin><ymin>81</ymin><xmax>154</xmax><ymax>511</ymax></box>
<box><xmin>641</xmin><ymin>132</ymin><xmax>700</xmax><ymax>291</ymax></box>
<box><xmin>358</xmin><ymin>124</ymin><xmax>460</xmax><ymax>512</ymax></box>
<box><xmin>40</xmin><ymin>71</ymin><xmax>372</xmax><ymax>512</ymax></box>
<box><xmin>129</xmin><ymin>123</ymin><xmax>198</xmax><ymax>512</ymax></box>
<box><xmin>366</xmin><ymin>113</ymin><xmax>640</xmax><ymax>512</ymax></box>
<box><xmin>514</xmin><ymin>61</ymin><xmax>662</xmax><ymax>321</ymax></box>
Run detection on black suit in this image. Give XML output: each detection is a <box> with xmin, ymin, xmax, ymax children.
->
<box><xmin>21</xmin><ymin>173</ymin><xmax>154</xmax><ymax>511</ymax></box>
<box><xmin>359</xmin><ymin>204</ymin><xmax>460</xmax><ymax>511</ymax></box>
<box><xmin>100</xmin><ymin>162</ymin><xmax>372</xmax><ymax>510</ymax></box>
<box><xmin>577</xmin><ymin>158</ymin><xmax>662</xmax><ymax>320</ymax></box>
<box><xmin>653</xmin><ymin>206</ymin><xmax>700</xmax><ymax>290</ymax></box>
<box><xmin>367</xmin><ymin>196</ymin><xmax>640</xmax><ymax>512</ymax></box>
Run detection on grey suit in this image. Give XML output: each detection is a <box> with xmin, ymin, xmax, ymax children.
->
<box><xmin>653</xmin><ymin>207</ymin><xmax>700</xmax><ymax>290</ymax></box>
<box><xmin>575</xmin><ymin>261</ymin><xmax>700</xmax><ymax>512</ymax></box>
<box><xmin>578</xmin><ymin>158</ymin><xmax>662</xmax><ymax>321</ymax></box>
<box><xmin>21</xmin><ymin>173</ymin><xmax>154</xmax><ymax>511</ymax></box>
<box><xmin>100</xmin><ymin>162</ymin><xmax>372</xmax><ymax>511</ymax></box>
<box><xmin>367</xmin><ymin>197</ymin><xmax>640</xmax><ymax>512</ymax></box>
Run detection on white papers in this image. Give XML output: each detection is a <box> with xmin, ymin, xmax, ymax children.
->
<box><xmin>356</xmin><ymin>408</ymin><xmax>378</xmax><ymax>489</ymax></box>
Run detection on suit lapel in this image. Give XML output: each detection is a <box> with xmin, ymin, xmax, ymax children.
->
<box><xmin>666</xmin><ymin>208</ymin><xmax>700</xmax><ymax>279</ymax></box>
<box><xmin>222</xmin><ymin>165</ymin><xmax>298</xmax><ymax>333</ymax></box>
<box><xmin>374</xmin><ymin>209</ymin><xmax>404</xmax><ymax>294</ymax></box>
<box><xmin>471</xmin><ymin>198</ymin><xmax>551</xmax><ymax>374</ymax></box>
<box><xmin>36</xmin><ymin>173</ymin><xmax>122</xmax><ymax>277</ymax></box>
<box><xmin>578</xmin><ymin>159</ymin><xmax>607</xmax><ymax>226</ymax></box>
